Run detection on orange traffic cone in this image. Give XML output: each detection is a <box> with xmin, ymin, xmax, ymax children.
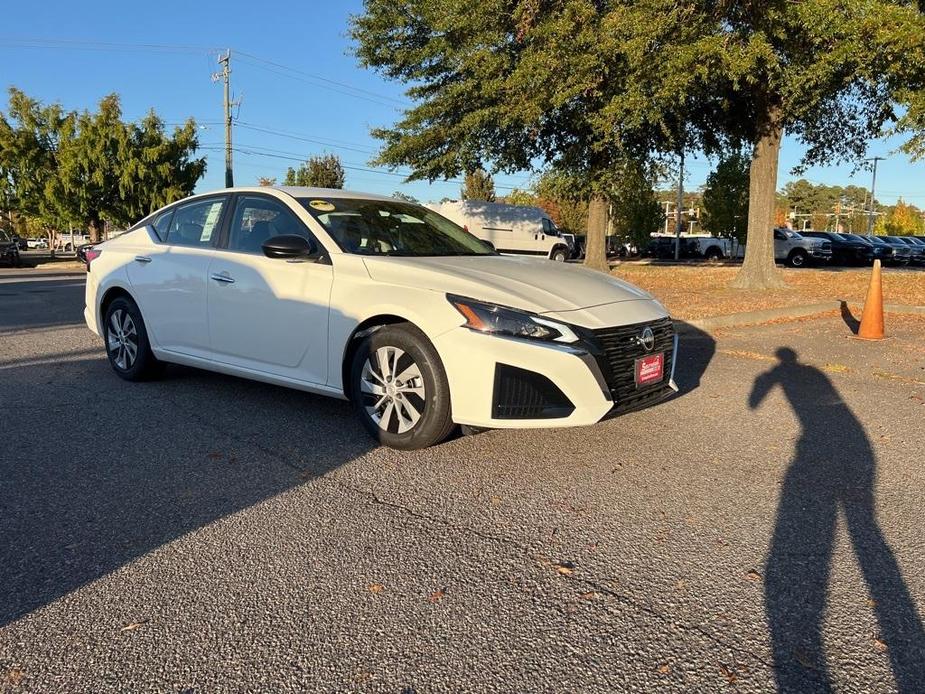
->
<box><xmin>857</xmin><ymin>259</ymin><xmax>885</xmax><ymax>340</ymax></box>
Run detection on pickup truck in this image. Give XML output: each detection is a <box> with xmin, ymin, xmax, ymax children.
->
<box><xmin>734</xmin><ymin>228</ymin><xmax>832</xmax><ymax>267</ymax></box>
<box><xmin>646</xmin><ymin>234</ymin><xmax>732</xmax><ymax>260</ymax></box>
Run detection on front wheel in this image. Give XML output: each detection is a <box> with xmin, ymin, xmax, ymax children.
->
<box><xmin>550</xmin><ymin>246</ymin><xmax>569</xmax><ymax>262</ymax></box>
<box><xmin>349</xmin><ymin>324</ymin><xmax>455</xmax><ymax>450</ymax></box>
<box><xmin>787</xmin><ymin>249</ymin><xmax>808</xmax><ymax>268</ymax></box>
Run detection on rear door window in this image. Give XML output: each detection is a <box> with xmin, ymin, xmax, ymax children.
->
<box><xmin>166</xmin><ymin>198</ymin><xmax>226</xmax><ymax>248</ymax></box>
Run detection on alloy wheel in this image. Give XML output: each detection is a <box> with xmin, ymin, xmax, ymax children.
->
<box><xmin>107</xmin><ymin>308</ymin><xmax>138</xmax><ymax>370</ymax></box>
<box><xmin>360</xmin><ymin>346</ymin><xmax>426</xmax><ymax>434</ymax></box>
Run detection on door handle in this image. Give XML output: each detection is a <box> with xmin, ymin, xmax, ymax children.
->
<box><xmin>210</xmin><ymin>273</ymin><xmax>235</xmax><ymax>284</ymax></box>
<box><xmin>134</xmin><ymin>255</ymin><xmax>152</xmax><ymax>263</ymax></box>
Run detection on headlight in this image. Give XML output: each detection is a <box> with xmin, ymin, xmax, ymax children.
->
<box><xmin>447</xmin><ymin>294</ymin><xmax>579</xmax><ymax>344</ymax></box>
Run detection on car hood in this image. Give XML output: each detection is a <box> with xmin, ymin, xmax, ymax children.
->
<box><xmin>361</xmin><ymin>255</ymin><xmax>656</xmax><ymax>313</ymax></box>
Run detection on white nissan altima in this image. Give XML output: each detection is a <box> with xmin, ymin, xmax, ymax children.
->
<box><xmin>84</xmin><ymin>187</ymin><xmax>678</xmax><ymax>449</ymax></box>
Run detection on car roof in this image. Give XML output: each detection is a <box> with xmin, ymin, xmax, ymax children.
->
<box><xmin>174</xmin><ymin>186</ymin><xmax>400</xmax><ymax>205</ymax></box>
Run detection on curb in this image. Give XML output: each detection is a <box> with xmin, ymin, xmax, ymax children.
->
<box><xmin>33</xmin><ymin>262</ymin><xmax>86</xmax><ymax>271</ymax></box>
<box><xmin>677</xmin><ymin>301</ymin><xmax>925</xmax><ymax>332</ymax></box>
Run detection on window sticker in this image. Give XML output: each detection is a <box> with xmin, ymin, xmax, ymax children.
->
<box><xmin>308</xmin><ymin>200</ymin><xmax>336</xmax><ymax>212</ymax></box>
<box><xmin>201</xmin><ymin>202</ymin><xmax>223</xmax><ymax>241</ymax></box>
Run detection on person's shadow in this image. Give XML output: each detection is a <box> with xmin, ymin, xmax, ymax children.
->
<box><xmin>750</xmin><ymin>348</ymin><xmax>925</xmax><ymax>692</ymax></box>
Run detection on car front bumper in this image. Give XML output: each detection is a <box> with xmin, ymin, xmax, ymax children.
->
<box><xmin>433</xmin><ymin>314</ymin><xmax>679</xmax><ymax>429</ymax></box>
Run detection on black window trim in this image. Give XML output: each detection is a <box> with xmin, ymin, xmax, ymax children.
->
<box><xmin>130</xmin><ymin>194</ymin><xmax>231</xmax><ymax>249</ymax></box>
<box><xmin>216</xmin><ymin>192</ymin><xmax>327</xmax><ymax>262</ymax></box>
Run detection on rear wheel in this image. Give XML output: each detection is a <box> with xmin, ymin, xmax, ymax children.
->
<box><xmin>349</xmin><ymin>324</ymin><xmax>455</xmax><ymax>450</ymax></box>
<box><xmin>104</xmin><ymin>297</ymin><xmax>163</xmax><ymax>381</ymax></box>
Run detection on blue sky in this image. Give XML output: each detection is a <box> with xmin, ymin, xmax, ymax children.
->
<box><xmin>2</xmin><ymin>0</ymin><xmax>924</xmax><ymax>207</ymax></box>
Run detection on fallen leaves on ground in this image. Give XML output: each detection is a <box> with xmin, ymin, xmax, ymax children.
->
<box><xmin>578</xmin><ymin>591</ymin><xmax>599</xmax><ymax>600</ymax></box>
<box><xmin>718</xmin><ymin>663</ymin><xmax>738</xmax><ymax>684</ymax></box>
<box><xmin>554</xmin><ymin>561</ymin><xmax>575</xmax><ymax>576</ymax></box>
<box><xmin>5</xmin><ymin>669</ymin><xmax>24</xmax><ymax>686</ymax></box>
<box><xmin>872</xmin><ymin>636</ymin><xmax>889</xmax><ymax>653</ymax></box>
<box><xmin>119</xmin><ymin>619</ymin><xmax>148</xmax><ymax>632</ymax></box>
<box><xmin>367</xmin><ymin>583</ymin><xmax>385</xmax><ymax>594</ymax></box>
<box><xmin>612</xmin><ymin>265</ymin><xmax>925</xmax><ymax>320</ymax></box>
<box><xmin>745</xmin><ymin>570</ymin><xmax>762</xmax><ymax>582</ymax></box>
<box><xmin>428</xmin><ymin>588</ymin><xmax>447</xmax><ymax>603</ymax></box>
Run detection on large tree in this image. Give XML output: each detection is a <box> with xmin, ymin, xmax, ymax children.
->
<box><xmin>1</xmin><ymin>89</ymin><xmax>204</xmax><ymax>243</ymax></box>
<box><xmin>351</xmin><ymin>1</ymin><xmax>925</xmax><ymax>285</ymax></box>
<box><xmin>461</xmin><ymin>168</ymin><xmax>496</xmax><ymax>201</ymax></box>
<box><xmin>702</xmin><ymin>152</ymin><xmax>750</xmax><ymax>241</ymax></box>
<box><xmin>284</xmin><ymin>154</ymin><xmax>346</xmax><ymax>189</ymax></box>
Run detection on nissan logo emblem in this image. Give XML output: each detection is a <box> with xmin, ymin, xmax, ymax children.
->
<box><xmin>638</xmin><ymin>327</ymin><xmax>655</xmax><ymax>352</ymax></box>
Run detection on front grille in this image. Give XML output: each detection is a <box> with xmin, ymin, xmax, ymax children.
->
<box><xmin>589</xmin><ymin>317</ymin><xmax>676</xmax><ymax>414</ymax></box>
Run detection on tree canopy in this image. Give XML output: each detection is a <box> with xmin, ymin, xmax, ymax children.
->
<box><xmin>0</xmin><ymin>88</ymin><xmax>204</xmax><ymax>242</ymax></box>
<box><xmin>351</xmin><ymin>0</ymin><xmax>925</xmax><ymax>285</ymax></box>
<box><xmin>283</xmin><ymin>154</ymin><xmax>346</xmax><ymax>189</ymax></box>
<box><xmin>702</xmin><ymin>152</ymin><xmax>751</xmax><ymax>241</ymax></box>
<box><xmin>461</xmin><ymin>169</ymin><xmax>495</xmax><ymax>202</ymax></box>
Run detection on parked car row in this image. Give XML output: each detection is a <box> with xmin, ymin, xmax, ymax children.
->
<box><xmin>0</xmin><ymin>229</ymin><xmax>22</xmax><ymax>266</ymax></box>
<box><xmin>798</xmin><ymin>230</ymin><xmax>925</xmax><ymax>267</ymax></box>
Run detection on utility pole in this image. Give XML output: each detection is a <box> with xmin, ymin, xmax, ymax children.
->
<box><xmin>674</xmin><ymin>149</ymin><xmax>684</xmax><ymax>260</ymax></box>
<box><xmin>213</xmin><ymin>50</ymin><xmax>235</xmax><ymax>188</ymax></box>
<box><xmin>866</xmin><ymin>156</ymin><xmax>884</xmax><ymax>235</ymax></box>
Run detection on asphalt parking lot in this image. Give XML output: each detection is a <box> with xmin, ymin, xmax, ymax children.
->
<box><xmin>1</xmin><ymin>269</ymin><xmax>924</xmax><ymax>693</ymax></box>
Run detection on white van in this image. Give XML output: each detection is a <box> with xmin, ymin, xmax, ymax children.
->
<box><xmin>429</xmin><ymin>200</ymin><xmax>572</xmax><ymax>261</ymax></box>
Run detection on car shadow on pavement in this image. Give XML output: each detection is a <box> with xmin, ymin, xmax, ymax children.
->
<box><xmin>673</xmin><ymin>322</ymin><xmax>716</xmax><ymax>396</ymax></box>
<box><xmin>0</xmin><ymin>354</ymin><xmax>374</xmax><ymax>628</ymax></box>
<box><xmin>750</xmin><ymin>347</ymin><xmax>925</xmax><ymax>691</ymax></box>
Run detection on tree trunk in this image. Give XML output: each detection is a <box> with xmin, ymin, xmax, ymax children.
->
<box><xmin>584</xmin><ymin>194</ymin><xmax>609</xmax><ymax>273</ymax></box>
<box><xmin>88</xmin><ymin>217</ymin><xmax>103</xmax><ymax>244</ymax></box>
<box><xmin>730</xmin><ymin>107</ymin><xmax>787</xmax><ymax>290</ymax></box>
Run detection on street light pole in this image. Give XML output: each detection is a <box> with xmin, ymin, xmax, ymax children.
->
<box><xmin>866</xmin><ymin>156</ymin><xmax>884</xmax><ymax>235</ymax></box>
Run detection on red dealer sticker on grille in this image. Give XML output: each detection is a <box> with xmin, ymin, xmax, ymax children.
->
<box><xmin>634</xmin><ymin>352</ymin><xmax>664</xmax><ymax>387</ymax></box>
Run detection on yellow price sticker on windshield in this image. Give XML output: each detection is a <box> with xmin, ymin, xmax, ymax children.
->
<box><xmin>309</xmin><ymin>200</ymin><xmax>336</xmax><ymax>212</ymax></box>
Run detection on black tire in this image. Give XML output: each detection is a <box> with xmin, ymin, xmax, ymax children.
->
<box><xmin>787</xmin><ymin>249</ymin><xmax>808</xmax><ymax>268</ymax></box>
<box><xmin>348</xmin><ymin>323</ymin><xmax>455</xmax><ymax>450</ymax></box>
<box><xmin>705</xmin><ymin>247</ymin><xmax>723</xmax><ymax>261</ymax></box>
<box><xmin>103</xmin><ymin>296</ymin><xmax>163</xmax><ymax>381</ymax></box>
<box><xmin>551</xmin><ymin>246</ymin><xmax>569</xmax><ymax>262</ymax></box>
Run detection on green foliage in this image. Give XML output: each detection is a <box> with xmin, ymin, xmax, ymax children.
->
<box><xmin>283</xmin><ymin>154</ymin><xmax>345</xmax><ymax>189</ymax></box>
<box><xmin>608</xmin><ymin>161</ymin><xmax>662</xmax><ymax>247</ymax></box>
<box><xmin>874</xmin><ymin>198</ymin><xmax>925</xmax><ymax>235</ymax></box>
<box><xmin>392</xmin><ymin>190</ymin><xmax>419</xmax><ymax>203</ymax></box>
<box><xmin>461</xmin><ymin>169</ymin><xmax>495</xmax><ymax>202</ymax></box>
<box><xmin>0</xmin><ymin>88</ymin><xmax>204</xmax><ymax>240</ymax></box>
<box><xmin>702</xmin><ymin>152</ymin><xmax>750</xmax><ymax>240</ymax></box>
<box><xmin>534</xmin><ymin>170</ymin><xmax>589</xmax><ymax>234</ymax></box>
<box><xmin>503</xmin><ymin>188</ymin><xmax>537</xmax><ymax>207</ymax></box>
<box><xmin>780</xmin><ymin>178</ymin><xmax>873</xmax><ymax>231</ymax></box>
<box><xmin>352</xmin><ymin>0</ymin><xmax>925</xmax><ymax>286</ymax></box>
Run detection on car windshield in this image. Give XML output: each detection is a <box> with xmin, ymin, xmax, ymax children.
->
<box><xmin>298</xmin><ymin>198</ymin><xmax>496</xmax><ymax>257</ymax></box>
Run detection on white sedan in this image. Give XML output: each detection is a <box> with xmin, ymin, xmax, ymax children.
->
<box><xmin>84</xmin><ymin>187</ymin><xmax>677</xmax><ymax>449</ymax></box>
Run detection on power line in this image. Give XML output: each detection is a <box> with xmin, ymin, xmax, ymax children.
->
<box><xmin>234</xmin><ymin>51</ymin><xmax>409</xmax><ymax>108</ymax></box>
<box><xmin>199</xmin><ymin>145</ymin><xmax>522</xmax><ymax>191</ymax></box>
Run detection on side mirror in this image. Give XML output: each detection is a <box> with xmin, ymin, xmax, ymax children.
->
<box><xmin>262</xmin><ymin>234</ymin><xmax>319</xmax><ymax>260</ymax></box>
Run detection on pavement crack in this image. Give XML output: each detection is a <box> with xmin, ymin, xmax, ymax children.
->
<box><xmin>330</xmin><ymin>478</ymin><xmax>779</xmax><ymax>677</ymax></box>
